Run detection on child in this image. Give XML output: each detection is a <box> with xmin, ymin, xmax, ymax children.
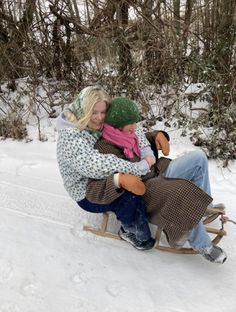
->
<box><xmin>86</xmin><ymin>97</ymin><xmax>227</xmax><ymax>263</ymax></box>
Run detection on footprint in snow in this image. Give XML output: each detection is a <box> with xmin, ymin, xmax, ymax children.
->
<box><xmin>0</xmin><ymin>302</ymin><xmax>20</xmax><ymax>312</ymax></box>
<box><xmin>106</xmin><ymin>280</ymin><xmax>126</xmax><ymax>297</ymax></box>
<box><xmin>0</xmin><ymin>259</ymin><xmax>13</xmax><ymax>283</ymax></box>
<box><xmin>71</xmin><ymin>270</ymin><xmax>90</xmax><ymax>284</ymax></box>
<box><xmin>15</xmin><ymin>162</ymin><xmax>39</xmax><ymax>176</ymax></box>
<box><xmin>72</xmin><ymin>299</ymin><xmax>96</xmax><ymax>312</ymax></box>
<box><xmin>20</xmin><ymin>277</ymin><xmax>39</xmax><ymax>297</ymax></box>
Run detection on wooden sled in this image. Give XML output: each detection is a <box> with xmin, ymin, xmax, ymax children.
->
<box><xmin>203</xmin><ymin>205</ymin><xmax>226</xmax><ymax>225</ymax></box>
<box><xmin>83</xmin><ymin>209</ymin><xmax>227</xmax><ymax>254</ymax></box>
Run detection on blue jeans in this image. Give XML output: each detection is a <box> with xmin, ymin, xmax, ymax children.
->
<box><xmin>78</xmin><ymin>191</ymin><xmax>151</xmax><ymax>241</ymax></box>
<box><xmin>189</xmin><ymin>222</ymin><xmax>211</xmax><ymax>250</ymax></box>
<box><xmin>164</xmin><ymin>150</ymin><xmax>211</xmax><ymax>196</ymax></box>
<box><xmin>163</xmin><ymin>150</ymin><xmax>212</xmax><ymax>250</ymax></box>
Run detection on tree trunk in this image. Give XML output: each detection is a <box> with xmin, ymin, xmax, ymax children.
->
<box><xmin>116</xmin><ymin>1</ymin><xmax>132</xmax><ymax>82</ymax></box>
<box><xmin>182</xmin><ymin>0</ymin><xmax>194</xmax><ymax>52</ymax></box>
<box><xmin>0</xmin><ymin>0</ymin><xmax>36</xmax><ymax>79</ymax></box>
<box><xmin>173</xmin><ymin>0</ymin><xmax>181</xmax><ymax>34</ymax></box>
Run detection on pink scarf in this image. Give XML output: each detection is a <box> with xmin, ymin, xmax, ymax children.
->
<box><xmin>102</xmin><ymin>123</ymin><xmax>141</xmax><ymax>160</ymax></box>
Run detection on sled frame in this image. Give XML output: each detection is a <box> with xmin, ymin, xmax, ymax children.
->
<box><xmin>83</xmin><ymin>207</ymin><xmax>227</xmax><ymax>254</ymax></box>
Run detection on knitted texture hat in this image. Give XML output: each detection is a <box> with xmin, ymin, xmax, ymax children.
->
<box><xmin>105</xmin><ymin>97</ymin><xmax>140</xmax><ymax>128</ymax></box>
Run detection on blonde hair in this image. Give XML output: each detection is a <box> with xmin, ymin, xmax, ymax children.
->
<box><xmin>65</xmin><ymin>87</ymin><xmax>111</xmax><ymax>130</ymax></box>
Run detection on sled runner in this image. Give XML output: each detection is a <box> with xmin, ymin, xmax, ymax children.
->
<box><xmin>83</xmin><ymin>205</ymin><xmax>227</xmax><ymax>254</ymax></box>
<box><xmin>203</xmin><ymin>205</ymin><xmax>226</xmax><ymax>225</ymax></box>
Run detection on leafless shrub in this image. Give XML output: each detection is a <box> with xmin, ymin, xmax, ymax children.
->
<box><xmin>0</xmin><ymin>114</ymin><xmax>27</xmax><ymax>139</ymax></box>
<box><xmin>0</xmin><ymin>0</ymin><xmax>235</xmax><ymax>163</ymax></box>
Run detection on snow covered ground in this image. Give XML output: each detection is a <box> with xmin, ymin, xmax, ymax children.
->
<box><xmin>0</xmin><ymin>122</ymin><xmax>236</xmax><ymax>312</ymax></box>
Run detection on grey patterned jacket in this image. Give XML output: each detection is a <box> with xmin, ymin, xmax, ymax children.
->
<box><xmin>56</xmin><ymin>112</ymin><xmax>151</xmax><ymax>202</ymax></box>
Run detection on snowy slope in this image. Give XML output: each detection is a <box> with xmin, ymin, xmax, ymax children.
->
<box><xmin>0</xmin><ymin>128</ymin><xmax>236</xmax><ymax>312</ymax></box>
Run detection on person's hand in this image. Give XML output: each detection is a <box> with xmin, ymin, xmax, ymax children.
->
<box><xmin>144</xmin><ymin>155</ymin><xmax>156</xmax><ymax>168</ymax></box>
<box><xmin>118</xmin><ymin>173</ymin><xmax>146</xmax><ymax>195</ymax></box>
<box><xmin>155</xmin><ymin>132</ymin><xmax>170</xmax><ymax>156</ymax></box>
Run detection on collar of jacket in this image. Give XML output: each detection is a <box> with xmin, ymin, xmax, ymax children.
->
<box><xmin>86</xmin><ymin>128</ymin><xmax>102</xmax><ymax>140</ymax></box>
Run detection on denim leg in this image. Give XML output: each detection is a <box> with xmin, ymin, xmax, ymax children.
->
<box><xmin>122</xmin><ymin>195</ymin><xmax>151</xmax><ymax>241</ymax></box>
<box><xmin>188</xmin><ymin>221</ymin><xmax>212</xmax><ymax>251</ymax></box>
<box><xmin>79</xmin><ymin>192</ymin><xmax>136</xmax><ymax>224</ymax></box>
<box><xmin>164</xmin><ymin>150</ymin><xmax>212</xmax><ymax>196</ymax></box>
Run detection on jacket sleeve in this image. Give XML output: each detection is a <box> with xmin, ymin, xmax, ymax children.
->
<box><xmin>135</xmin><ymin>125</ymin><xmax>151</xmax><ymax>149</ymax></box>
<box><xmin>57</xmin><ymin>129</ymin><xmax>148</xmax><ymax>179</ymax></box>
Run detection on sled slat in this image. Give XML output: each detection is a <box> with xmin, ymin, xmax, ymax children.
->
<box><xmin>83</xmin><ymin>209</ymin><xmax>227</xmax><ymax>254</ymax></box>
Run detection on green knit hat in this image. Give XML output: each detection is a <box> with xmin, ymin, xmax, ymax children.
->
<box><xmin>105</xmin><ymin>97</ymin><xmax>140</xmax><ymax>128</ymax></box>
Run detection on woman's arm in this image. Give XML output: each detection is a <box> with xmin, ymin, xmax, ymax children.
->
<box><xmin>57</xmin><ymin>129</ymin><xmax>149</xmax><ymax>179</ymax></box>
<box><xmin>135</xmin><ymin>124</ymin><xmax>151</xmax><ymax>149</ymax></box>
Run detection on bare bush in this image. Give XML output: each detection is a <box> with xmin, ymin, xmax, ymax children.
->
<box><xmin>0</xmin><ymin>114</ymin><xmax>27</xmax><ymax>139</ymax></box>
<box><xmin>0</xmin><ymin>0</ymin><xmax>235</xmax><ymax>163</ymax></box>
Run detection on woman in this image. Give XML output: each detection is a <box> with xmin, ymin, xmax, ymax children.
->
<box><xmin>85</xmin><ymin>97</ymin><xmax>227</xmax><ymax>264</ymax></box>
<box><xmin>56</xmin><ymin>85</ymin><xmax>157</xmax><ymax>250</ymax></box>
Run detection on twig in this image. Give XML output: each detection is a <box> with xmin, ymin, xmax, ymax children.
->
<box><xmin>220</xmin><ymin>216</ymin><xmax>236</xmax><ymax>225</ymax></box>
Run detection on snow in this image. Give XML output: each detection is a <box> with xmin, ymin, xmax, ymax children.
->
<box><xmin>184</xmin><ymin>83</ymin><xmax>206</xmax><ymax>95</ymax></box>
<box><xmin>0</xmin><ymin>120</ymin><xmax>236</xmax><ymax>312</ymax></box>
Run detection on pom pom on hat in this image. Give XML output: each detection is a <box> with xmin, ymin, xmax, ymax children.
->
<box><xmin>105</xmin><ymin>97</ymin><xmax>140</xmax><ymax>128</ymax></box>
